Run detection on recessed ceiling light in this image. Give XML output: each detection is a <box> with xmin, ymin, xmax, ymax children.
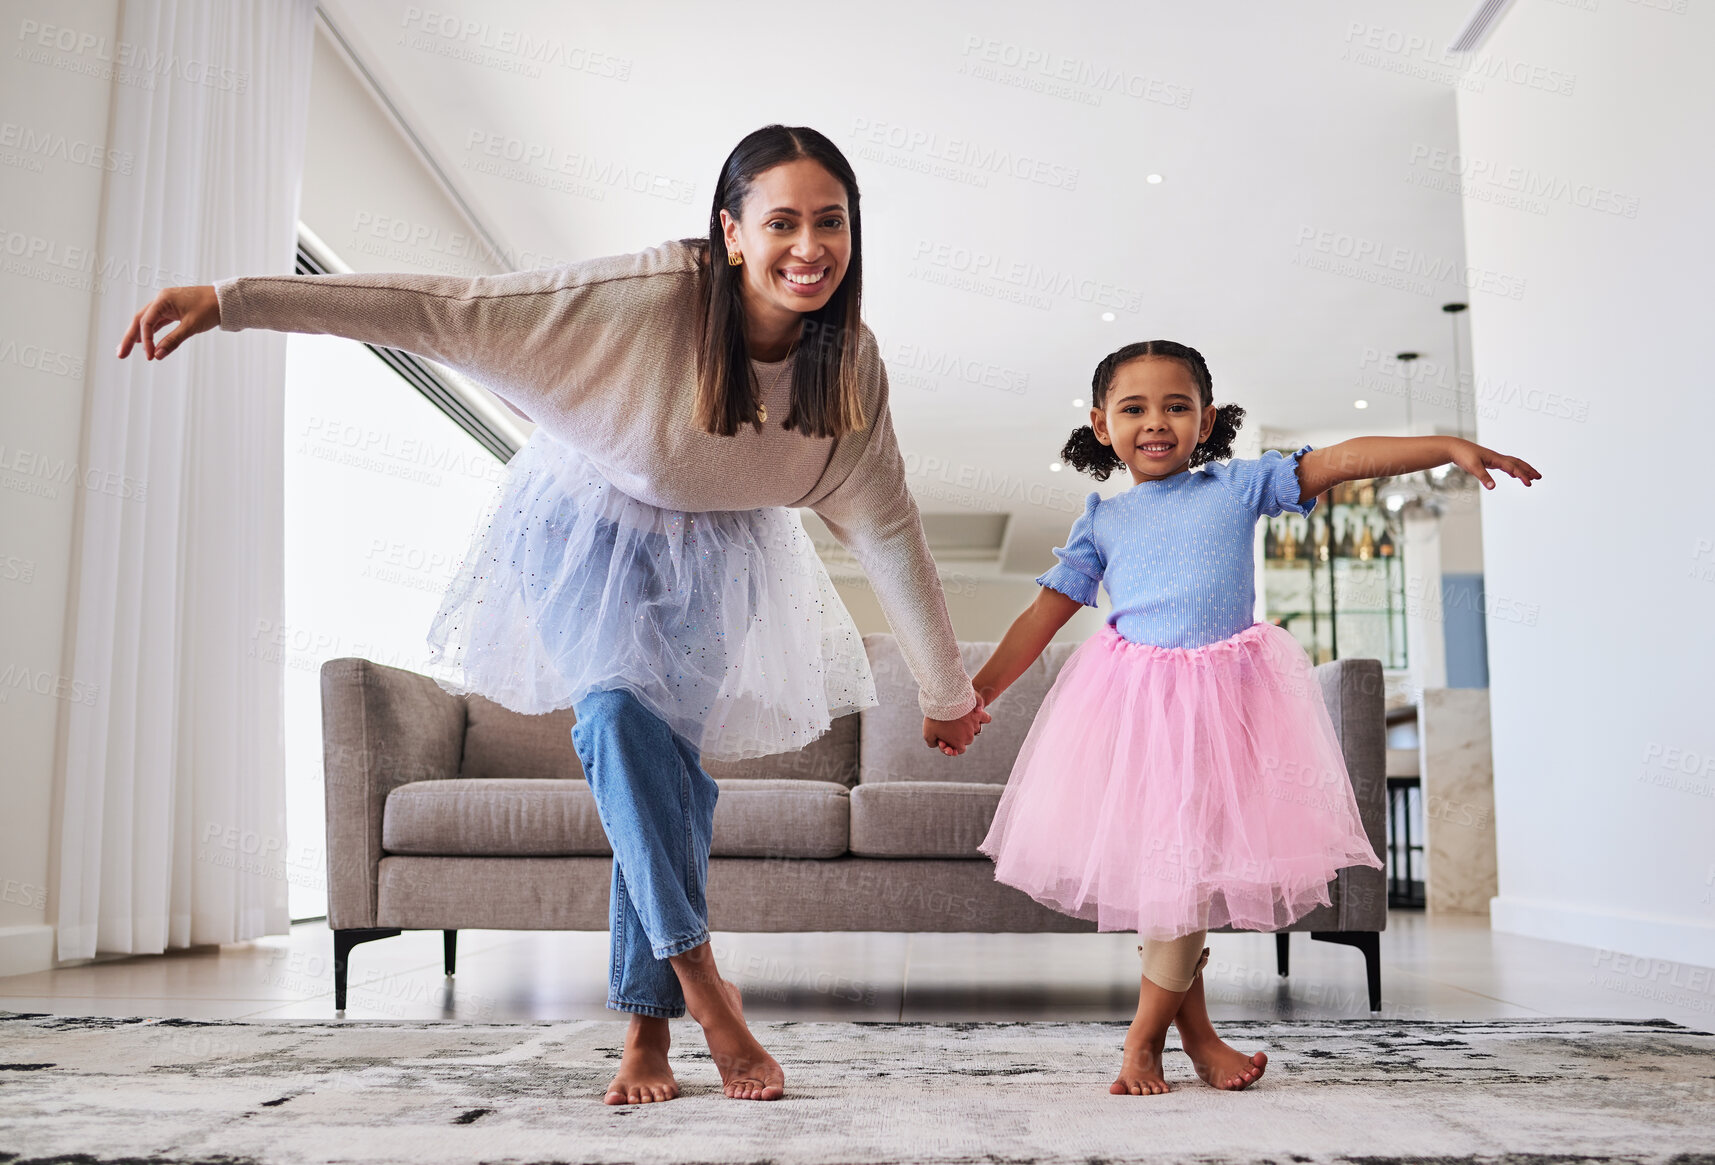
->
<box><xmin>1101</xmin><ymin>311</ymin><xmax>1115</xmax><ymax>322</ymax></box>
<box><xmin>1354</xmin><ymin>399</ymin><xmax>1369</xmax><ymax>409</ymax></box>
<box><xmin>1146</xmin><ymin>174</ymin><xmax>1163</xmax><ymax>184</ymax></box>
<box><xmin>1049</xmin><ymin>462</ymin><xmax>1063</xmax><ymax>472</ymax></box>
<box><xmin>1072</xmin><ymin>398</ymin><xmax>1085</xmax><ymax>409</ymax></box>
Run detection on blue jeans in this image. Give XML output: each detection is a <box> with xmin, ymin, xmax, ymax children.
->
<box><xmin>570</xmin><ymin>686</ymin><xmax>720</xmax><ymax>1018</ymax></box>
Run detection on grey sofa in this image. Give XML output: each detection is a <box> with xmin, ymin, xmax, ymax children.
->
<box><xmin>320</xmin><ymin>633</ymin><xmax>1389</xmax><ymax>1012</ymax></box>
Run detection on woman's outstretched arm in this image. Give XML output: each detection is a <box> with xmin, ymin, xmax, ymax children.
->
<box><xmin>115</xmin><ymin>242</ymin><xmax>700</xmax><ymax>431</ymax></box>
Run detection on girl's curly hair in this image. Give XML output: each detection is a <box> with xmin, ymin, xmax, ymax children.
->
<box><xmin>1061</xmin><ymin>340</ymin><xmax>1245</xmax><ymax>481</ymax></box>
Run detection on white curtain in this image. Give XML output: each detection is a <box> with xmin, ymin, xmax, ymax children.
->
<box><xmin>55</xmin><ymin>0</ymin><xmax>317</xmax><ymax>960</ymax></box>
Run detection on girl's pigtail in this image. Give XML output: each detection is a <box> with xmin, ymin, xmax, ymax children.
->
<box><xmin>1190</xmin><ymin>403</ymin><xmax>1246</xmax><ymax>467</ymax></box>
<box><xmin>1061</xmin><ymin>425</ymin><xmax>1125</xmax><ymax>481</ymax></box>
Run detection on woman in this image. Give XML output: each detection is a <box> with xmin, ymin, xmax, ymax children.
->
<box><xmin>117</xmin><ymin>125</ymin><xmax>991</xmax><ymax>1104</ymax></box>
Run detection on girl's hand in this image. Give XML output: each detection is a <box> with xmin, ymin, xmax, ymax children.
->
<box><xmin>117</xmin><ymin>285</ymin><xmax>221</xmax><ymax>361</ymax></box>
<box><xmin>1448</xmin><ymin>438</ymin><xmax>1541</xmax><ymax>490</ymax></box>
<box><xmin>923</xmin><ymin>690</ymin><xmax>991</xmax><ymax>757</ymax></box>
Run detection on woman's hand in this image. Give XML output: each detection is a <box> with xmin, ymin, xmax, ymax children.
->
<box><xmin>116</xmin><ymin>285</ymin><xmax>220</xmax><ymax>361</ymax></box>
<box><xmin>923</xmin><ymin>690</ymin><xmax>992</xmax><ymax>757</ymax></box>
<box><xmin>1446</xmin><ymin>437</ymin><xmax>1541</xmax><ymax>490</ymax></box>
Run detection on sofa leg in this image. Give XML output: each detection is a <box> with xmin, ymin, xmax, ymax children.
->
<box><xmin>1310</xmin><ymin>930</ymin><xmax>1382</xmax><ymax>1013</ymax></box>
<box><xmin>444</xmin><ymin>929</ymin><xmax>457</xmax><ymax>977</ymax></box>
<box><xmin>333</xmin><ymin>927</ymin><xmax>402</xmax><ymax>1011</ymax></box>
<box><xmin>1275</xmin><ymin>932</ymin><xmax>1290</xmax><ymax>978</ymax></box>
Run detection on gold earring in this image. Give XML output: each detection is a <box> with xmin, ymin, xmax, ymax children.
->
<box><xmin>727</xmin><ymin>250</ymin><xmax>744</xmax><ymax>267</ymax></box>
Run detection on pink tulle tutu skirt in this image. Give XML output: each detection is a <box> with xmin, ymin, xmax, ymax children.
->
<box><xmin>978</xmin><ymin>621</ymin><xmax>1383</xmax><ymax>941</ymax></box>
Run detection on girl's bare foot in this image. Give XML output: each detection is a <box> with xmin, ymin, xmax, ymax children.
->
<box><xmin>1111</xmin><ymin>1017</ymin><xmax>1173</xmax><ymax>1095</ymax></box>
<box><xmin>604</xmin><ymin>1014</ymin><xmax>679</xmax><ymax>1105</ymax></box>
<box><xmin>687</xmin><ymin>976</ymin><xmax>785</xmax><ymax>1100</ymax></box>
<box><xmin>1171</xmin><ymin>967</ymin><xmax>1267</xmax><ymax>1090</ymax></box>
<box><xmin>1112</xmin><ymin>971</ymin><xmax>1186</xmax><ymax>1096</ymax></box>
<box><xmin>1181</xmin><ymin>1032</ymin><xmax>1268</xmax><ymax>1090</ymax></box>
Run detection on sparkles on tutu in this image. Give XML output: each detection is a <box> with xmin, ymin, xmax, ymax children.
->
<box><xmin>959</xmin><ymin>340</ymin><xmax>1539</xmax><ymax>1094</ymax></box>
<box><xmin>421</xmin><ymin>427</ymin><xmax>877</xmax><ymax>763</ymax></box>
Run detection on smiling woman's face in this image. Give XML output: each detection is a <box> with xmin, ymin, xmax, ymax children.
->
<box><xmin>720</xmin><ymin>158</ymin><xmax>851</xmax><ymax>335</ymax></box>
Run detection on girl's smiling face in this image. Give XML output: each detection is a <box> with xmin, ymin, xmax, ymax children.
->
<box><xmin>719</xmin><ymin>158</ymin><xmax>851</xmax><ymax>342</ymax></box>
<box><xmin>1091</xmin><ymin>356</ymin><xmax>1218</xmax><ymax>484</ymax></box>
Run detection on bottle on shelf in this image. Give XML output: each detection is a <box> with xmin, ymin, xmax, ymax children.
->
<box><xmin>1357</xmin><ymin>521</ymin><xmax>1376</xmax><ymax>560</ymax></box>
<box><xmin>1377</xmin><ymin>528</ymin><xmax>1395</xmax><ymax>558</ymax></box>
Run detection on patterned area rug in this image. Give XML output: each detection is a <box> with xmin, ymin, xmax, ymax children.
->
<box><xmin>1</xmin><ymin>1011</ymin><xmax>1712</xmax><ymax>1165</ymax></box>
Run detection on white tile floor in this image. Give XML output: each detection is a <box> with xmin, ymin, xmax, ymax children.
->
<box><xmin>2</xmin><ymin>910</ymin><xmax>1711</xmax><ymax>1031</ymax></box>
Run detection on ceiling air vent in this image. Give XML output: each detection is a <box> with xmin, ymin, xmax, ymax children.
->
<box><xmin>1448</xmin><ymin>0</ymin><xmax>1518</xmax><ymax>53</ymax></box>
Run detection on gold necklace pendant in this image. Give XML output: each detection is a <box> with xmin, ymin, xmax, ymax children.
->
<box><xmin>757</xmin><ymin>402</ymin><xmax>768</xmax><ymax>423</ymax></box>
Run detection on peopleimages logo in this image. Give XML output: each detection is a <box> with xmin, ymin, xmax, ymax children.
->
<box><xmin>15</xmin><ymin>17</ymin><xmax>250</xmax><ymax>92</ymax></box>
<box><xmin>1293</xmin><ymin>225</ymin><xmax>1527</xmax><ymax>301</ymax></box>
<box><xmin>1340</xmin><ymin>22</ymin><xmax>1576</xmax><ymax>96</ymax></box>
<box><xmin>957</xmin><ymin>34</ymin><xmax>1193</xmax><ymax>109</ymax></box>
<box><xmin>850</xmin><ymin>117</ymin><xmax>1080</xmax><ymax>191</ymax></box>
<box><xmin>1408</xmin><ymin>145</ymin><xmax>1639</xmax><ymax>219</ymax></box>
<box><xmin>912</xmin><ymin>239</ymin><xmax>1145</xmax><ymax>314</ymax></box>
<box><xmin>398</xmin><ymin>7</ymin><xmax>632</xmax><ymax>79</ymax></box>
<box><xmin>462</xmin><ymin>131</ymin><xmax>697</xmax><ymax>204</ymax></box>
<box><xmin>0</xmin><ymin>121</ymin><xmax>134</xmax><ymax>174</ymax></box>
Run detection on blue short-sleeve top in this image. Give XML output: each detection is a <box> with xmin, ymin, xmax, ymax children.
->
<box><xmin>1034</xmin><ymin>446</ymin><xmax>1316</xmax><ymax>649</ymax></box>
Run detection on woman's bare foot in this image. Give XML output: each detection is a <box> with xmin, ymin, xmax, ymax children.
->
<box><xmin>604</xmin><ymin>1014</ymin><xmax>680</xmax><ymax>1105</ymax></box>
<box><xmin>669</xmin><ymin>942</ymin><xmax>786</xmax><ymax>1101</ymax></box>
<box><xmin>1111</xmin><ymin>1017</ymin><xmax>1173</xmax><ymax>1095</ymax></box>
<box><xmin>693</xmin><ymin>978</ymin><xmax>785</xmax><ymax>1100</ymax></box>
<box><xmin>1181</xmin><ymin>1031</ymin><xmax>1268</xmax><ymax>1090</ymax></box>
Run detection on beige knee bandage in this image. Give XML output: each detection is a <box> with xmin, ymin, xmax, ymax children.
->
<box><xmin>1137</xmin><ymin>929</ymin><xmax>1210</xmax><ymax>992</ymax></box>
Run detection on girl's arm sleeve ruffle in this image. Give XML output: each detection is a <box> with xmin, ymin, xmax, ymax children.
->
<box><xmin>809</xmin><ymin>331</ymin><xmax>979</xmax><ymax>723</ymax></box>
<box><xmin>1211</xmin><ymin>445</ymin><xmax>1318</xmax><ymax>517</ymax></box>
<box><xmin>1034</xmin><ymin>491</ymin><xmax>1104</xmax><ymax>607</ymax></box>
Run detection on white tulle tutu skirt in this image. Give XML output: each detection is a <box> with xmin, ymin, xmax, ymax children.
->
<box><xmin>422</xmin><ymin>429</ymin><xmax>878</xmax><ymax>761</ymax></box>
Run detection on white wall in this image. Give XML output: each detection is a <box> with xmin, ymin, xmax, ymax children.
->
<box><xmin>1458</xmin><ymin>0</ymin><xmax>1715</xmax><ymax>965</ymax></box>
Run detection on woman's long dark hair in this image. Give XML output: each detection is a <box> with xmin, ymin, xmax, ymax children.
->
<box><xmin>690</xmin><ymin>124</ymin><xmax>867</xmax><ymax>439</ymax></box>
<box><xmin>1061</xmin><ymin>340</ymin><xmax>1244</xmax><ymax>481</ymax></box>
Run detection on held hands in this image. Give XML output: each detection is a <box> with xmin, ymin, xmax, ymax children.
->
<box><xmin>116</xmin><ymin>285</ymin><xmax>220</xmax><ymax>362</ymax></box>
<box><xmin>922</xmin><ymin>689</ymin><xmax>992</xmax><ymax>757</ymax></box>
<box><xmin>1446</xmin><ymin>437</ymin><xmax>1540</xmax><ymax>490</ymax></box>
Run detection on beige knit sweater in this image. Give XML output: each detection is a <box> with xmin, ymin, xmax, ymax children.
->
<box><xmin>213</xmin><ymin>237</ymin><xmax>979</xmax><ymax>721</ymax></box>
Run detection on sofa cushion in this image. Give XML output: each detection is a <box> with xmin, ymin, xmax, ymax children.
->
<box><xmin>381</xmin><ymin>777</ymin><xmax>849</xmax><ymax>859</ymax></box>
<box><xmin>459</xmin><ymin>694</ymin><xmax>582</xmax><ymax>782</ymax></box>
<box><xmin>701</xmin><ymin>709</ymin><xmax>860</xmax><ymax>786</ymax></box>
<box><xmin>383</xmin><ymin>778</ymin><xmax>608</xmax><ymax>856</ymax></box>
<box><xmin>704</xmin><ymin>779</ymin><xmax>849</xmax><ymax>858</ymax></box>
<box><xmin>458</xmin><ymin>693</ymin><xmax>860</xmax><ymax>785</ymax></box>
<box><xmin>859</xmin><ymin>633</ymin><xmax>1080</xmax><ymax>785</ymax></box>
<box><xmin>848</xmin><ymin>781</ymin><xmax>1003</xmax><ymax>859</ymax></box>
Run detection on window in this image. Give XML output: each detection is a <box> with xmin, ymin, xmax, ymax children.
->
<box><xmin>280</xmin><ymin>328</ymin><xmax>507</xmax><ymax>921</ymax></box>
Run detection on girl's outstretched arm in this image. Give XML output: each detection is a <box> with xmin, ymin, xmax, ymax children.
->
<box><xmin>939</xmin><ymin>586</ymin><xmax>1085</xmax><ymax>756</ymax></box>
<box><xmin>1296</xmin><ymin>435</ymin><xmax>1540</xmax><ymax>501</ymax></box>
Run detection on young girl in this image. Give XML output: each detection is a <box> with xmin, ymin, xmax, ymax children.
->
<box><xmin>962</xmin><ymin>339</ymin><xmax>1539</xmax><ymax>1096</ymax></box>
